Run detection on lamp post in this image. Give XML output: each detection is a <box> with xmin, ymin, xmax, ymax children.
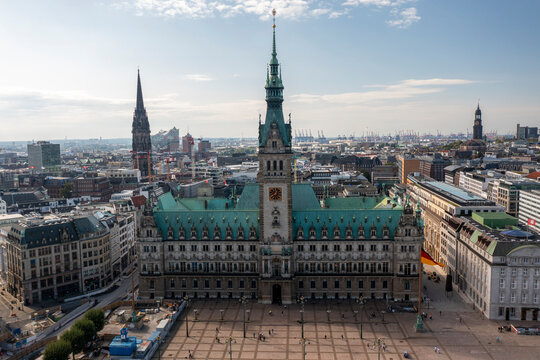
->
<box><xmin>299</xmin><ymin>337</ymin><xmax>307</xmax><ymax>360</ymax></box>
<box><xmin>368</xmin><ymin>338</ymin><xmax>386</xmax><ymax>360</ymax></box>
<box><xmin>183</xmin><ymin>295</ymin><xmax>190</xmax><ymax>337</ymax></box>
<box><xmin>326</xmin><ymin>309</ymin><xmax>331</xmax><ymax>323</ymax></box>
<box><xmin>356</xmin><ymin>296</ymin><xmax>365</xmax><ymax>339</ymax></box>
<box><xmin>299</xmin><ymin>296</ymin><xmax>305</xmax><ymax>339</ymax></box>
<box><xmin>225</xmin><ymin>336</ymin><xmax>235</xmax><ymax>360</ymax></box>
<box><xmin>240</xmin><ymin>296</ymin><xmax>247</xmax><ymax>338</ymax></box>
<box><xmin>220</xmin><ymin>309</ymin><xmax>224</xmax><ymax>321</ymax></box>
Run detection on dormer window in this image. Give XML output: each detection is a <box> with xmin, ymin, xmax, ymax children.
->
<box><xmin>179</xmin><ymin>226</ymin><xmax>186</xmax><ymax>240</ymax></box>
<box><xmin>202</xmin><ymin>225</ymin><xmax>209</xmax><ymax>239</ymax></box>
<box><xmin>249</xmin><ymin>226</ymin><xmax>257</xmax><ymax>239</ymax></box>
<box><xmin>357</xmin><ymin>226</ymin><xmax>365</xmax><ymax>239</ymax></box>
<box><xmin>272</xmin><ymin>141</ymin><xmax>277</xmax><ymax>148</ymax></box>
<box><xmin>382</xmin><ymin>225</ymin><xmax>389</xmax><ymax>239</ymax></box>
<box><xmin>190</xmin><ymin>226</ymin><xmax>197</xmax><ymax>239</ymax></box>
<box><xmin>297</xmin><ymin>226</ymin><xmax>304</xmax><ymax>240</ymax></box>
<box><xmin>226</xmin><ymin>225</ymin><xmax>233</xmax><ymax>239</ymax></box>
<box><xmin>333</xmin><ymin>226</ymin><xmax>340</xmax><ymax>239</ymax></box>
<box><xmin>321</xmin><ymin>226</ymin><xmax>328</xmax><ymax>239</ymax></box>
<box><xmin>370</xmin><ymin>225</ymin><xmax>377</xmax><ymax>238</ymax></box>
<box><xmin>309</xmin><ymin>226</ymin><xmax>316</xmax><ymax>239</ymax></box>
<box><xmin>214</xmin><ymin>226</ymin><xmax>221</xmax><ymax>240</ymax></box>
<box><xmin>237</xmin><ymin>226</ymin><xmax>245</xmax><ymax>240</ymax></box>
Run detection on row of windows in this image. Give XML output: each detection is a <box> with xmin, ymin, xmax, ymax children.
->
<box><xmin>266</xmin><ymin>160</ymin><xmax>284</xmax><ymax>171</ymax></box>
<box><xmin>500</xmin><ymin>292</ymin><xmax>540</xmax><ymax>304</ymax></box>
<box><xmin>499</xmin><ymin>279</ymin><xmax>540</xmax><ymax>290</ymax></box>
<box><xmin>297</xmin><ymin>262</ymin><xmax>391</xmax><ymax>273</ymax></box>
<box><xmin>149</xmin><ymin>278</ymin><xmax>258</xmax><ymax>290</ymax></box>
<box><xmin>166</xmin><ymin>244</ymin><xmax>257</xmax><ymax>252</ymax></box>
<box><xmin>164</xmin><ymin>262</ymin><xmax>258</xmax><ymax>273</ymax></box>
<box><xmin>297</xmin><ymin>244</ymin><xmax>415</xmax><ymax>252</ymax></box>
<box><xmin>298</xmin><ymin>279</ymin><xmax>398</xmax><ymax>290</ymax></box>
<box><xmin>500</xmin><ymin>268</ymin><xmax>540</xmax><ymax>277</ymax></box>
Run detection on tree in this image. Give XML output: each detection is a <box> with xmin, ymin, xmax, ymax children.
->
<box><xmin>60</xmin><ymin>328</ymin><xmax>85</xmax><ymax>360</ymax></box>
<box><xmin>44</xmin><ymin>340</ymin><xmax>72</xmax><ymax>360</ymax></box>
<box><xmin>73</xmin><ymin>318</ymin><xmax>96</xmax><ymax>344</ymax></box>
<box><xmin>84</xmin><ymin>308</ymin><xmax>105</xmax><ymax>332</ymax></box>
<box><xmin>59</xmin><ymin>182</ymin><xmax>73</xmax><ymax>198</ymax></box>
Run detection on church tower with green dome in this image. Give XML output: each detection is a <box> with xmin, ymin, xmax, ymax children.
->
<box><xmin>257</xmin><ymin>9</ymin><xmax>294</xmax><ymax>304</ymax></box>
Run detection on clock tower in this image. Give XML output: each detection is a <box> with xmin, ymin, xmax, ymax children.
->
<box><xmin>257</xmin><ymin>10</ymin><xmax>294</xmax><ymax>304</ymax></box>
<box><xmin>473</xmin><ymin>103</ymin><xmax>483</xmax><ymax>140</ymax></box>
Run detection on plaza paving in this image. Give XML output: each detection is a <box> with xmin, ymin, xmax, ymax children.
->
<box><xmin>155</xmin><ymin>272</ymin><xmax>540</xmax><ymax>360</ymax></box>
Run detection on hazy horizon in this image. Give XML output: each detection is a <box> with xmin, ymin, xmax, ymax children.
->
<box><xmin>1</xmin><ymin>1</ymin><xmax>539</xmax><ymax>141</ymax></box>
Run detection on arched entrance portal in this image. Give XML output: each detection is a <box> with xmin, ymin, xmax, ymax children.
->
<box><xmin>272</xmin><ymin>284</ymin><xmax>282</xmax><ymax>304</ymax></box>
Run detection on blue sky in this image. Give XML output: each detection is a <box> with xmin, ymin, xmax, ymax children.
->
<box><xmin>0</xmin><ymin>0</ymin><xmax>539</xmax><ymax>141</ymax></box>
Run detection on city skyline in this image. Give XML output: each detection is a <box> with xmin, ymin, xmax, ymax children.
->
<box><xmin>1</xmin><ymin>0</ymin><xmax>540</xmax><ymax>141</ymax></box>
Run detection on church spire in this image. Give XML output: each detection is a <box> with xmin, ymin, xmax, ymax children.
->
<box><xmin>136</xmin><ymin>69</ymin><xmax>145</xmax><ymax>110</ymax></box>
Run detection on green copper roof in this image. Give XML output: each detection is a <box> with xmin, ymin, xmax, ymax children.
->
<box><xmin>292</xmin><ymin>183</ymin><xmax>321</xmax><ymax>210</ymax></box>
<box><xmin>235</xmin><ymin>183</ymin><xmax>259</xmax><ymax>210</ymax></box>
<box><xmin>292</xmin><ymin>208</ymin><xmax>403</xmax><ymax>239</ymax></box>
<box><xmin>153</xmin><ymin>182</ymin><xmax>407</xmax><ymax>240</ymax></box>
<box><xmin>471</xmin><ymin>212</ymin><xmax>517</xmax><ymax>229</ymax></box>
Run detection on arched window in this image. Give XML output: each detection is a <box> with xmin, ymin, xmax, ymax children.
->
<box><xmin>279</xmin><ymin>160</ymin><xmax>283</xmax><ymax>170</ymax></box>
<box><xmin>273</xmin><ymin>160</ymin><xmax>277</xmax><ymax>170</ymax></box>
<box><xmin>267</xmin><ymin>161</ymin><xmax>271</xmax><ymax>170</ymax></box>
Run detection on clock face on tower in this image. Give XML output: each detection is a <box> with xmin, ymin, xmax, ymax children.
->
<box><xmin>475</xmin><ymin>120</ymin><xmax>480</xmax><ymax>126</ymax></box>
<box><xmin>268</xmin><ymin>187</ymin><xmax>283</xmax><ymax>201</ymax></box>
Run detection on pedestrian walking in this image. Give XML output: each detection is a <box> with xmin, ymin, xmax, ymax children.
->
<box><xmin>269</xmin><ymin>330</ymin><xmax>271</xmax><ymax>336</ymax></box>
<box><xmin>496</xmin><ymin>336</ymin><xmax>500</xmax><ymax>343</ymax></box>
<box><xmin>341</xmin><ymin>334</ymin><xmax>344</xmax><ymax>340</ymax></box>
<box><xmin>272</xmin><ymin>328</ymin><xmax>274</xmax><ymax>334</ymax></box>
<box><xmin>253</xmin><ymin>332</ymin><xmax>256</xmax><ymax>338</ymax></box>
<box><xmin>429</xmin><ymin>313</ymin><xmax>433</xmax><ymax>320</ymax></box>
<box><xmin>324</xmin><ymin>334</ymin><xmax>327</xmax><ymax>340</ymax></box>
<box><xmin>439</xmin><ymin>310</ymin><xmax>442</xmax><ymax>316</ymax></box>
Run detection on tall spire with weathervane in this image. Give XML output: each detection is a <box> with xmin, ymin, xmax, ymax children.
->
<box><xmin>132</xmin><ymin>69</ymin><xmax>152</xmax><ymax>178</ymax></box>
<box><xmin>259</xmin><ymin>9</ymin><xmax>291</xmax><ymax>149</ymax></box>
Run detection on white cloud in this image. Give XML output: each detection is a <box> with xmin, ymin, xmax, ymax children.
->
<box><xmin>185</xmin><ymin>74</ymin><xmax>214</xmax><ymax>82</ymax></box>
<box><xmin>386</xmin><ymin>7</ymin><xmax>421</xmax><ymax>28</ymax></box>
<box><xmin>290</xmin><ymin>78</ymin><xmax>474</xmax><ymax>104</ymax></box>
<box><xmin>111</xmin><ymin>0</ymin><xmax>421</xmax><ymax>25</ymax></box>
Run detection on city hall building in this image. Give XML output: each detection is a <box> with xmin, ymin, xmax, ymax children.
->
<box><xmin>137</xmin><ymin>19</ymin><xmax>424</xmax><ymax>304</ymax></box>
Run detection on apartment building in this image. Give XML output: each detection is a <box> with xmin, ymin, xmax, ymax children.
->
<box><xmin>487</xmin><ymin>179</ymin><xmax>540</xmax><ymax>217</ymax></box>
<box><xmin>5</xmin><ymin>215</ymin><xmax>111</xmax><ymax>304</ymax></box>
<box><xmin>518</xmin><ymin>189</ymin><xmax>540</xmax><ymax>234</ymax></box>
<box><xmin>458</xmin><ymin>170</ymin><xmax>501</xmax><ymax>199</ymax></box>
<box><xmin>406</xmin><ymin>175</ymin><xmax>504</xmax><ymax>265</ymax></box>
<box><xmin>446</xmin><ymin>213</ymin><xmax>540</xmax><ymax>320</ymax></box>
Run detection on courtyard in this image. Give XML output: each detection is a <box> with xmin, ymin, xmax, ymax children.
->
<box><xmin>155</xmin><ymin>272</ymin><xmax>540</xmax><ymax>360</ymax></box>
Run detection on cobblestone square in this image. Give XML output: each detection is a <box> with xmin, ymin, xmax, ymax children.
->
<box><xmin>154</xmin><ymin>271</ymin><xmax>540</xmax><ymax>360</ymax></box>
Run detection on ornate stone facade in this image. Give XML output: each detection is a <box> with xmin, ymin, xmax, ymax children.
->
<box><xmin>136</xmin><ymin>18</ymin><xmax>423</xmax><ymax>304</ymax></box>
